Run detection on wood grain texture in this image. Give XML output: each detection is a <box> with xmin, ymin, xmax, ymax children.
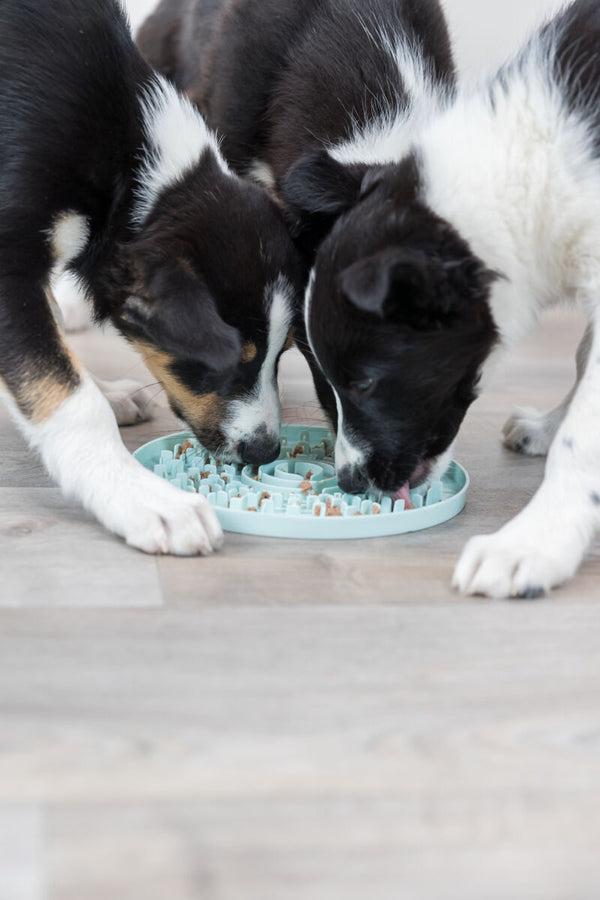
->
<box><xmin>0</xmin><ymin>807</ymin><xmax>44</xmax><ymax>900</ymax></box>
<box><xmin>1</xmin><ymin>603</ymin><xmax>600</xmax><ymax>899</ymax></box>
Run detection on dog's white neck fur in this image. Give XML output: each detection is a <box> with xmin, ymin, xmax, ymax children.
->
<box><xmin>418</xmin><ymin>38</ymin><xmax>600</xmax><ymax>349</ymax></box>
<box><xmin>133</xmin><ymin>75</ymin><xmax>230</xmax><ymax>226</ymax></box>
<box><xmin>304</xmin><ymin>268</ymin><xmax>367</xmax><ymax>471</ymax></box>
<box><xmin>329</xmin><ymin>34</ymin><xmax>448</xmax><ymax>168</ymax></box>
<box><xmin>223</xmin><ymin>277</ymin><xmax>294</xmax><ymax>450</ymax></box>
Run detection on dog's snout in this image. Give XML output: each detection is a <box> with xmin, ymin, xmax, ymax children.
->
<box><xmin>238</xmin><ymin>433</ymin><xmax>281</xmax><ymax>466</ymax></box>
<box><xmin>337</xmin><ymin>465</ymin><xmax>369</xmax><ymax>495</ymax></box>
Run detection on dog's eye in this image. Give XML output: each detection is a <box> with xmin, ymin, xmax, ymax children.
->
<box><xmin>349</xmin><ymin>377</ymin><xmax>376</xmax><ymax>398</ymax></box>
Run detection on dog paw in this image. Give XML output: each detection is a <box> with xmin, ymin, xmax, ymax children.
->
<box><xmin>502</xmin><ymin>406</ymin><xmax>557</xmax><ymax>456</ymax></box>
<box><xmin>95</xmin><ymin>378</ymin><xmax>157</xmax><ymax>425</ymax></box>
<box><xmin>452</xmin><ymin>532</ymin><xmax>575</xmax><ymax>599</ymax></box>
<box><xmin>104</xmin><ymin>468</ymin><xmax>224</xmax><ymax>556</ymax></box>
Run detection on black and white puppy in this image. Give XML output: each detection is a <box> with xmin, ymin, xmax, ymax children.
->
<box><xmin>137</xmin><ymin>0</ymin><xmax>456</xmax><ymax>423</ymax></box>
<box><xmin>304</xmin><ymin>0</ymin><xmax>600</xmax><ymax>598</ymax></box>
<box><xmin>0</xmin><ymin>0</ymin><xmax>303</xmax><ymax>555</ymax></box>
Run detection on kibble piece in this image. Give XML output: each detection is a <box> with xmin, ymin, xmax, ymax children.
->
<box><xmin>175</xmin><ymin>439</ymin><xmax>194</xmax><ymax>460</ymax></box>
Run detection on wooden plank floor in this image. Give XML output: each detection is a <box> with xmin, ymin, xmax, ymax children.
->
<box><xmin>1</xmin><ymin>310</ymin><xmax>600</xmax><ymax>900</ymax></box>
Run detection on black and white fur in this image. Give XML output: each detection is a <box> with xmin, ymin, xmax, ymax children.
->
<box><xmin>304</xmin><ymin>0</ymin><xmax>600</xmax><ymax>598</ymax></box>
<box><xmin>137</xmin><ymin>0</ymin><xmax>456</xmax><ymax>424</ymax></box>
<box><xmin>0</xmin><ymin>0</ymin><xmax>304</xmax><ymax>554</ymax></box>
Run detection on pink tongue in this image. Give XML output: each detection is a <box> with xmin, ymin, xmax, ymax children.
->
<box><xmin>396</xmin><ymin>483</ymin><xmax>412</xmax><ymax>507</ymax></box>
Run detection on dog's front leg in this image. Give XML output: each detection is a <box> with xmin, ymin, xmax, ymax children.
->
<box><xmin>453</xmin><ymin>314</ymin><xmax>600</xmax><ymax>599</ymax></box>
<box><xmin>1</xmin><ymin>280</ymin><xmax>223</xmax><ymax>555</ymax></box>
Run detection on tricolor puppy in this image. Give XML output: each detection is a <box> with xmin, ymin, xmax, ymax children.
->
<box><xmin>304</xmin><ymin>0</ymin><xmax>600</xmax><ymax>598</ymax></box>
<box><xmin>0</xmin><ymin>0</ymin><xmax>303</xmax><ymax>555</ymax></box>
<box><xmin>137</xmin><ymin>0</ymin><xmax>456</xmax><ymax>423</ymax></box>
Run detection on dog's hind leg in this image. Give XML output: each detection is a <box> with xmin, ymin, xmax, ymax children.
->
<box><xmin>91</xmin><ymin>376</ymin><xmax>159</xmax><ymax>426</ymax></box>
<box><xmin>0</xmin><ymin>275</ymin><xmax>223</xmax><ymax>555</ymax></box>
<box><xmin>48</xmin><ymin>280</ymin><xmax>157</xmax><ymax>425</ymax></box>
<box><xmin>502</xmin><ymin>323</ymin><xmax>592</xmax><ymax>456</ymax></box>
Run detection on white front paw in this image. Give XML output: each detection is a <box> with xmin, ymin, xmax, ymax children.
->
<box><xmin>99</xmin><ymin>466</ymin><xmax>224</xmax><ymax>556</ymax></box>
<box><xmin>452</xmin><ymin>531</ymin><xmax>579</xmax><ymax>599</ymax></box>
<box><xmin>502</xmin><ymin>406</ymin><xmax>556</xmax><ymax>456</ymax></box>
<box><xmin>95</xmin><ymin>378</ymin><xmax>157</xmax><ymax>425</ymax></box>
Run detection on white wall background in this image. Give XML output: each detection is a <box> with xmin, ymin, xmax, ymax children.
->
<box><xmin>124</xmin><ymin>0</ymin><xmax>563</xmax><ymax>74</ymax></box>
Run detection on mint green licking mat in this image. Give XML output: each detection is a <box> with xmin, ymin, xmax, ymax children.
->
<box><xmin>134</xmin><ymin>424</ymin><xmax>469</xmax><ymax>539</ymax></box>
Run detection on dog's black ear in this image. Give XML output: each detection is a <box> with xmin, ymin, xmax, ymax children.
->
<box><xmin>340</xmin><ymin>248</ymin><xmax>497</xmax><ymax>329</ymax></box>
<box><xmin>119</xmin><ymin>250</ymin><xmax>241</xmax><ymax>371</ymax></box>
<box><xmin>339</xmin><ymin>249</ymin><xmax>437</xmax><ymax>321</ymax></box>
<box><xmin>282</xmin><ymin>150</ymin><xmax>366</xmax><ymax>217</ymax></box>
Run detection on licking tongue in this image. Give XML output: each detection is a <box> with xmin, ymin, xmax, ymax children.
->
<box><xmin>395</xmin><ymin>483</ymin><xmax>414</xmax><ymax>510</ymax></box>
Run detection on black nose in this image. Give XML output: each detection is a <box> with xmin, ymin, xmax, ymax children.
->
<box><xmin>238</xmin><ymin>435</ymin><xmax>281</xmax><ymax>466</ymax></box>
<box><xmin>337</xmin><ymin>465</ymin><xmax>369</xmax><ymax>494</ymax></box>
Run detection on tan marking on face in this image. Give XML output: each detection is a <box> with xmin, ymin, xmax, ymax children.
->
<box><xmin>241</xmin><ymin>341</ymin><xmax>258</xmax><ymax>364</ymax></box>
<box><xmin>134</xmin><ymin>341</ymin><xmax>224</xmax><ymax>429</ymax></box>
<box><xmin>283</xmin><ymin>327</ymin><xmax>296</xmax><ymax>352</ymax></box>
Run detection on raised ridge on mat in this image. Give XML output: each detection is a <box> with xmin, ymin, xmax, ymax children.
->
<box><xmin>134</xmin><ymin>425</ymin><xmax>469</xmax><ymax>539</ymax></box>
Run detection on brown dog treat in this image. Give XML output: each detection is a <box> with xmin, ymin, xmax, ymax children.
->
<box><xmin>175</xmin><ymin>438</ymin><xmax>194</xmax><ymax>460</ymax></box>
<box><xmin>313</xmin><ymin>505</ymin><xmax>322</xmax><ymax>517</ymax></box>
<box><xmin>326</xmin><ymin>506</ymin><xmax>342</xmax><ymax>517</ymax></box>
<box><xmin>299</xmin><ymin>480</ymin><xmax>313</xmax><ymax>494</ymax></box>
<box><xmin>258</xmin><ymin>491</ymin><xmax>271</xmax><ymax>507</ymax></box>
<box><xmin>372</xmin><ymin>504</ymin><xmax>381</xmax><ymax>515</ymax></box>
<box><xmin>246</xmin><ymin>507</ymin><xmax>257</xmax><ymax>512</ymax></box>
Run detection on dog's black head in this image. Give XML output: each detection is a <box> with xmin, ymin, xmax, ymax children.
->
<box><xmin>114</xmin><ymin>152</ymin><xmax>304</xmax><ymax>464</ymax></box>
<box><xmin>300</xmin><ymin>154</ymin><xmax>499</xmax><ymax>495</ymax></box>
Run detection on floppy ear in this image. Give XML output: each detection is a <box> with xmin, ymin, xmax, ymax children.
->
<box><xmin>119</xmin><ymin>252</ymin><xmax>241</xmax><ymax>371</ymax></box>
<box><xmin>339</xmin><ymin>249</ymin><xmax>438</xmax><ymax>322</ymax></box>
<box><xmin>282</xmin><ymin>150</ymin><xmax>366</xmax><ymax>217</ymax></box>
<box><xmin>339</xmin><ymin>249</ymin><xmax>498</xmax><ymax>329</ymax></box>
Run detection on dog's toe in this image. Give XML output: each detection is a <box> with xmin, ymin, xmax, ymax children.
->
<box><xmin>502</xmin><ymin>406</ymin><xmax>555</xmax><ymax>456</ymax></box>
<box><xmin>453</xmin><ymin>530</ymin><xmax>575</xmax><ymax>600</ymax></box>
<box><xmin>116</xmin><ymin>480</ymin><xmax>224</xmax><ymax>557</ymax></box>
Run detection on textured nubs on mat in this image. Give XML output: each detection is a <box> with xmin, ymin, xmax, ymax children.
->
<box><xmin>134</xmin><ymin>425</ymin><xmax>469</xmax><ymax>539</ymax></box>
<box><xmin>153</xmin><ymin>430</ymin><xmax>444</xmax><ymax>516</ymax></box>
